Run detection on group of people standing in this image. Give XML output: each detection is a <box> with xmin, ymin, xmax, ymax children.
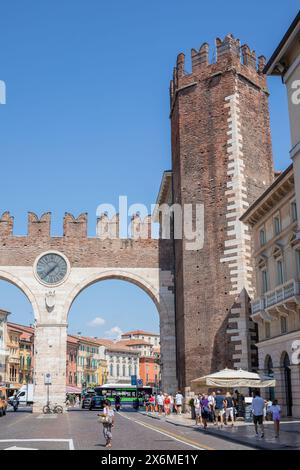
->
<box><xmin>144</xmin><ymin>391</ymin><xmax>184</xmax><ymax>415</ymax></box>
<box><xmin>193</xmin><ymin>391</ymin><xmax>235</xmax><ymax>430</ymax></box>
<box><xmin>193</xmin><ymin>390</ymin><xmax>282</xmax><ymax>438</ymax></box>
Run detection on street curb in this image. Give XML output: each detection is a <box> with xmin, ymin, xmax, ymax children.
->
<box><xmin>200</xmin><ymin>429</ymin><xmax>282</xmax><ymax>451</ymax></box>
<box><xmin>138</xmin><ymin>413</ymin><xmax>296</xmax><ymax>450</ymax></box>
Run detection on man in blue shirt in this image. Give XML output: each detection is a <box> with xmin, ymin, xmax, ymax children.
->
<box><xmin>251</xmin><ymin>391</ymin><xmax>265</xmax><ymax>438</ymax></box>
<box><xmin>214</xmin><ymin>390</ymin><xmax>225</xmax><ymax>429</ymax></box>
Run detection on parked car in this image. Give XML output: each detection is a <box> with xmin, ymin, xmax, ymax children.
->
<box><xmin>89</xmin><ymin>396</ymin><xmax>105</xmax><ymax>411</ymax></box>
<box><xmin>81</xmin><ymin>394</ymin><xmax>94</xmax><ymax>409</ymax></box>
<box><xmin>0</xmin><ymin>394</ymin><xmax>7</xmax><ymax>417</ymax></box>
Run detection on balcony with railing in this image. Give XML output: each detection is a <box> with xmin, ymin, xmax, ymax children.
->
<box><xmin>8</xmin><ymin>356</ymin><xmax>20</xmax><ymax>364</ymax></box>
<box><xmin>251</xmin><ymin>279</ymin><xmax>300</xmax><ymax>323</ymax></box>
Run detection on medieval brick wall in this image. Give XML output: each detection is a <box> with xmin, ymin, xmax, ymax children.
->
<box><xmin>0</xmin><ymin>211</ymin><xmax>173</xmax><ymax>271</ymax></box>
<box><xmin>170</xmin><ymin>35</ymin><xmax>274</xmax><ymax>389</ymax></box>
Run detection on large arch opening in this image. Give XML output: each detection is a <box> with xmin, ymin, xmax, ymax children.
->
<box><xmin>264</xmin><ymin>354</ymin><xmax>275</xmax><ymax>402</ymax></box>
<box><xmin>0</xmin><ymin>275</ymin><xmax>35</xmax><ymax>400</ymax></box>
<box><xmin>67</xmin><ymin>275</ymin><xmax>163</xmax><ymax>394</ymax></box>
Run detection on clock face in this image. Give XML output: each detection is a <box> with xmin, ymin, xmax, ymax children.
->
<box><xmin>36</xmin><ymin>253</ymin><xmax>68</xmax><ymax>285</ymax></box>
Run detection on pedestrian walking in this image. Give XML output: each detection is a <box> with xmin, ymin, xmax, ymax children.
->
<box><xmin>144</xmin><ymin>393</ymin><xmax>151</xmax><ymax>413</ymax></box>
<box><xmin>251</xmin><ymin>391</ymin><xmax>265</xmax><ymax>438</ymax></box>
<box><xmin>98</xmin><ymin>400</ymin><xmax>115</xmax><ymax>448</ymax></box>
<box><xmin>214</xmin><ymin>391</ymin><xmax>225</xmax><ymax>429</ymax></box>
<box><xmin>208</xmin><ymin>392</ymin><xmax>216</xmax><ymax>423</ymax></box>
<box><xmin>200</xmin><ymin>394</ymin><xmax>210</xmax><ymax>430</ymax></box>
<box><xmin>224</xmin><ymin>392</ymin><xmax>235</xmax><ymax>427</ymax></box>
<box><xmin>169</xmin><ymin>394</ymin><xmax>175</xmax><ymax>413</ymax></box>
<box><xmin>149</xmin><ymin>394</ymin><xmax>156</xmax><ymax>413</ymax></box>
<box><xmin>268</xmin><ymin>399</ymin><xmax>281</xmax><ymax>438</ymax></box>
<box><xmin>156</xmin><ymin>392</ymin><xmax>164</xmax><ymax>415</ymax></box>
<box><xmin>175</xmin><ymin>391</ymin><xmax>184</xmax><ymax>414</ymax></box>
<box><xmin>115</xmin><ymin>393</ymin><xmax>121</xmax><ymax>412</ymax></box>
<box><xmin>164</xmin><ymin>393</ymin><xmax>171</xmax><ymax>415</ymax></box>
<box><xmin>194</xmin><ymin>394</ymin><xmax>202</xmax><ymax>426</ymax></box>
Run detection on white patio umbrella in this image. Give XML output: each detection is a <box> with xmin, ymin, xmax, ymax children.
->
<box><xmin>191</xmin><ymin>368</ymin><xmax>276</xmax><ymax>390</ymax></box>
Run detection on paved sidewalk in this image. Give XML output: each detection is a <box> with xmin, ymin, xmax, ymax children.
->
<box><xmin>139</xmin><ymin>412</ymin><xmax>300</xmax><ymax>450</ymax></box>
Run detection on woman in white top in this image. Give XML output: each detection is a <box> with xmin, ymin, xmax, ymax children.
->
<box><xmin>99</xmin><ymin>400</ymin><xmax>115</xmax><ymax>448</ymax></box>
<box><xmin>268</xmin><ymin>399</ymin><xmax>281</xmax><ymax>438</ymax></box>
<box><xmin>194</xmin><ymin>394</ymin><xmax>202</xmax><ymax>426</ymax></box>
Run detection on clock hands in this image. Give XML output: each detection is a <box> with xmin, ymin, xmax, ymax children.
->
<box><xmin>42</xmin><ymin>263</ymin><xmax>58</xmax><ymax>280</ymax></box>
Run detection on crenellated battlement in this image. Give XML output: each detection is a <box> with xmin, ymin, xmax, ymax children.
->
<box><xmin>130</xmin><ymin>213</ymin><xmax>152</xmax><ymax>240</ymax></box>
<box><xmin>28</xmin><ymin>212</ymin><xmax>51</xmax><ymax>238</ymax></box>
<box><xmin>0</xmin><ymin>211</ymin><xmax>173</xmax><ymax>269</ymax></box>
<box><xmin>0</xmin><ymin>211</ymin><xmax>88</xmax><ymax>239</ymax></box>
<box><xmin>96</xmin><ymin>213</ymin><xmax>120</xmax><ymax>239</ymax></box>
<box><xmin>0</xmin><ymin>211</ymin><xmax>156</xmax><ymax>240</ymax></box>
<box><xmin>96</xmin><ymin>213</ymin><xmax>152</xmax><ymax>239</ymax></box>
<box><xmin>0</xmin><ymin>211</ymin><xmax>14</xmax><ymax>237</ymax></box>
<box><xmin>63</xmin><ymin>212</ymin><xmax>88</xmax><ymax>238</ymax></box>
<box><xmin>170</xmin><ymin>34</ymin><xmax>268</xmax><ymax>109</ymax></box>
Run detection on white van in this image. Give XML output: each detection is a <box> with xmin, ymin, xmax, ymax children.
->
<box><xmin>10</xmin><ymin>384</ymin><xmax>34</xmax><ymax>405</ymax></box>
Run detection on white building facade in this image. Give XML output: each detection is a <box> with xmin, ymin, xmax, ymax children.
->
<box><xmin>242</xmin><ymin>166</ymin><xmax>300</xmax><ymax>418</ymax></box>
<box><xmin>265</xmin><ymin>12</ymin><xmax>300</xmax><ymax>235</ymax></box>
<box><xmin>105</xmin><ymin>346</ymin><xmax>139</xmax><ymax>384</ymax></box>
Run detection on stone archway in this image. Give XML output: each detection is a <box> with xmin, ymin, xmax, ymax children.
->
<box><xmin>0</xmin><ymin>269</ymin><xmax>40</xmax><ymax>322</ymax></box>
<box><xmin>0</xmin><ymin>212</ymin><xmax>177</xmax><ymax>411</ymax></box>
<box><xmin>64</xmin><ymin>269</ymin><xmax>176</xmax><ymax>394</ymax></box>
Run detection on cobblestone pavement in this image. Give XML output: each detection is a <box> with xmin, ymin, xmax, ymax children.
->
<box><xmin>0</xmin><ymin>408</ymin><xmax>253</xmax><ymax>450</ymax></box>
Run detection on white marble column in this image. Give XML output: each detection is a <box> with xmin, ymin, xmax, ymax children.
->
<box><xmin>33</xmin><ymin>323</ymin><xmax>67</xmax><ymax>413</ymax></box>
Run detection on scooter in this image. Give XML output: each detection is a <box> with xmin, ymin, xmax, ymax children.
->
<box><xmin>12</xmin><ymin>398</ymin><xmax>19</xmax><ymax>412</ymax></box>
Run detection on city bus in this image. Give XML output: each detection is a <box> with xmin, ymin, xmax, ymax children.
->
<box><xmin>94</xmin><ymin>384</ymin><xmax>153</xmax><ymax>407</ymax></box>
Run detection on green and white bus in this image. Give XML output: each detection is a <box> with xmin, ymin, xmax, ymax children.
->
<box><xmin>94</xmin><ymin>383</ymin><xmax>152</xmax><ymax>406</ymax></box>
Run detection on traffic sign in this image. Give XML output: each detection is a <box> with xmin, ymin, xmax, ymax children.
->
<box><xmin>137</xmin><ymin>379</ymin><xmax>143</xmax><ymax>387</ymax></box>
<box><xmin>44</xmin><ymin>373</ymin><xmax>52</xmax><ymax>385</ymax></box>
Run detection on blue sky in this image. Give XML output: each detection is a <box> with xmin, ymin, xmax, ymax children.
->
<box><xmin>0</xmin><ymin>1</ymin><xmax>298</xmax><ymax>337</ymax></box>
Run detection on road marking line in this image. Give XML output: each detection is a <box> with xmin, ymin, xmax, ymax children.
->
<box><xmin>0</xmin><ymin>439</ymin><xmax>74</xmax><ymax>450</ymax></box>
<box><xmin>4</xmin><ymin>446</ymin><xmax>38</xmax><ymax>451</ymax></box>
<box><xmin>119</xmin><ymin>413</ymin><xmax>214</xmax><ymax>450</ymax></box>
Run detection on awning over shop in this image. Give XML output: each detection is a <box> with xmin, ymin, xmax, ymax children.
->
<box><xmin>191</xmin><ymin>368</ymin><xmax>276</xmax><ymax>390</ymax></box>
<box><xmin>66</xmin><ymin>386</ymin><xmax>82</xmax><ymax>394</ymax></box>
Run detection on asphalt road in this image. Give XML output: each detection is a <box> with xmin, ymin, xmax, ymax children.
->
<box><xmin>0</xmin><ymin>407</ymin><xmax>253</xmax><ymax>451</ymax></box>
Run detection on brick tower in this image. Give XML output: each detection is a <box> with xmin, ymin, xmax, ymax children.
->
<box><xmin>170</xmin><ymin>35</ymin><xmax>274</xmax><ymax>390</ymax></box>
